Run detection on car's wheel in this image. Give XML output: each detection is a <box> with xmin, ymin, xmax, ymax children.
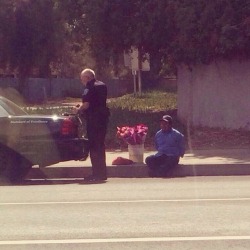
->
<box><xmin>0</xmin><ymin>147</ymin><xmax>32</xmax><ymax>183</ymax></box>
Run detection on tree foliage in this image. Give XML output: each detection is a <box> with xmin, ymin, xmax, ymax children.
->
<box><xmin>1</xmin><ymin>0</ymin><xmax>250</xmax><ymax>80</ymax></box>
<box><xmin>0</xmin><ymin>0</ymin><xmax>64</xmax><ymax>79</ymax></box>
<box><xmin>171</xmin><ymin>0</ymin><xmax>250</xmax><ymax>65</ymax></box>
<box><xmin>59</xmin><ymin>0</ymin><xmax>250</xmax><ymax>76</ymax></box>
<box><xmin>12</xmin><ymin>0</ymin><xmax>64</xmax><ymax>78</ymax></box>
<box><xmin>0</xmin><ymin>1</ymin><xmax>15</xmax><ymax>69</ymax></box>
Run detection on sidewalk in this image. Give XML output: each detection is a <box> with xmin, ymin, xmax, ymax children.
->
<box><xmin>26</xmin><ymin>148</ymin><xmax>250</xmax><ymax>179</ymax></box>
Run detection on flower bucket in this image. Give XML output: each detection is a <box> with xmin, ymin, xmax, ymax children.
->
<box><xmin>128</xmin><ymin>144</ymin><xmax>144</xmax><ymax>163</ymax></box>
<box><xmin>117</xmin><ymin>124</ymin><xmax>148</xmax><ymax>145</ymax></box>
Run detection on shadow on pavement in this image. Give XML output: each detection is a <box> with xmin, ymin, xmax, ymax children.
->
<box><xmin>0</xmin><ymin>178</ymin><xmax>107</xmax><ymax>186</ymax></box>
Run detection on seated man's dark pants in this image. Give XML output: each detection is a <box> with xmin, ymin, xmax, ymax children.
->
<box><xmin>145</xmin><ymin>154</ymin><xmax>179</xmax><ymax>177</ymax></box>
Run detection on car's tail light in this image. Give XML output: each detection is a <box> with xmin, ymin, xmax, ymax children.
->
<box><xmin>61</xmin><ymin>118</ymin><xmax>77</xmax><ymax>136</ymax></box>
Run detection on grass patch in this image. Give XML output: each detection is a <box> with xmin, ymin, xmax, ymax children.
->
<box><xmin>107</xmin><ymin>91</ymin><xmax>181</xmax><ymax>149</ymax></box>
<box><xmin>108</xmin><ymin>91</ymin><xmax>177</xmax><ymax>112</ymax></box>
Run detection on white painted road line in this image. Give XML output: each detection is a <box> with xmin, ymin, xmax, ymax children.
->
<box><xmin>1</xmin><ymin>236</ymin><xmax>250</xmax><ymax>245</ymax></box>
<box><xmin>1</xmin><ymin>197</ymin><xmax>250</xmax><ymax>206</ymax></box>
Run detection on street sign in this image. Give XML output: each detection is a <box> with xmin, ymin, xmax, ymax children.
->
<box><xmin>124</xmin><ymin>46</ymin><xmax>150</xmax><ymax>96</ymax></box>
<box><xmin>124</xmin><ymin>47</ymin><xmax>150</xmax><ymax>71</ymax></box>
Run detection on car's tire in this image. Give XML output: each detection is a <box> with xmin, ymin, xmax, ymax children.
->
<box><xmin>0</xmin><ymin>147</ymin><xmax>32</xmax><ymax>183</ymax></box>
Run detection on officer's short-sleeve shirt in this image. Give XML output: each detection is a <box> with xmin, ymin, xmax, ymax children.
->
<box><xmin>82</xmin><ymin>79</ymin><xmax>107</xmax><ymax>112</ymax></box>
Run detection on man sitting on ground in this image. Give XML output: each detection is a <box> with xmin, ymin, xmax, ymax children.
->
<box><xmin>145</xmin><ymin>115</ymin><xmax>185</xmax><ymax>177</ymax></box>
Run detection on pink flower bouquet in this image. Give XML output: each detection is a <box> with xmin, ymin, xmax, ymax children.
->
<box><xmin>116</xmin><ymin>124</ymin><xmax>148</xmax><ymax>145</ymax></box>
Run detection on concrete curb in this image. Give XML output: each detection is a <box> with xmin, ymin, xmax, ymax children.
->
<box><xmin>26</xmin><ymin>163</ymin><xmax>250</xmax><ymax>179</ymax></box>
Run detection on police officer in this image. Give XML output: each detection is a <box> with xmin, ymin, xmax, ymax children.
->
<box><xmin>76</xmin><ymin>68</ymin><xmax>110</xmax><ymax>181</ymax></box>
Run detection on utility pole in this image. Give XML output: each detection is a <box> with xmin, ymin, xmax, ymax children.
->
<box><xmin>137</xmin><ymin>48</ymin><xmax>142</xmax><ymax>96</ymax></box>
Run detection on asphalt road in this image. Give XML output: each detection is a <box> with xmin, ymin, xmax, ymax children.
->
<box><xmin>1</xmin><ymin>176</ymin><xmax>250</xmax><ymax>249</ymax></box>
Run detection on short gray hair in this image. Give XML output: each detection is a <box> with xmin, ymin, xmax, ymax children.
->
<box><xmin>80</xmin><ymin>68</ymin><xmax>95</xmax><ymax>79</ymax></box>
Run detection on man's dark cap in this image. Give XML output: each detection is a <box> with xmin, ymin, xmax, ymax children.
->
<box><xmin>160</xmin><ymin>115</ymin><xmax>172</xmax><ymax>124</ymax></box>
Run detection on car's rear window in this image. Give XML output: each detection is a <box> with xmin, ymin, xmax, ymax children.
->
<box><xmin>0</xmin><ymin>105</ymin><xmax>9</xmax><ymax>117</ymax></box>
<box><xmin>0</xmin><ymin>97</ymin><xmax>27</xmax><ymax>116</ymax></box>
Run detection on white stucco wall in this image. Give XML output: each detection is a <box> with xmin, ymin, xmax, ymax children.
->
<box><xmin>177</xmin><ymin>59</ymin><xmax>250</xmax><ymax>130</ymax></box>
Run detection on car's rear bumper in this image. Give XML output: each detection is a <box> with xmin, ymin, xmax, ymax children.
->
<box><xmin>14</xmin><ymin>137</ymin><xmax>88</xmax><ymax>166</ymax></box>
<box><xmin>57</xmin><ymin>138</ymin><xmax>88</xmax><ymax>160</ymax></box>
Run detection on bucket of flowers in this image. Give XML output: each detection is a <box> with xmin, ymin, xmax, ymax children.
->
<box><xmin>116</xmin><ymin>124</ymin><xmax>148</xmax><ymax>162</ymax></box>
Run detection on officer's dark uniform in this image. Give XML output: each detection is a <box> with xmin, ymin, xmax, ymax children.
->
<box><xmin>82</xmin><ymin>78</ymin><xmax>110</xmax><ymax>180</ymax></box>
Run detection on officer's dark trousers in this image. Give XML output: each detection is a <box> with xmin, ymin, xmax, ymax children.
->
<box><xmin>145</xmin><ymin>154</ymin><xmax>179</xmax><ymax>177</ymax></box>
<box><xmin>86</xmin><ymin>116</ymin><xmax>108</xmax><ymax>178</ymax></box>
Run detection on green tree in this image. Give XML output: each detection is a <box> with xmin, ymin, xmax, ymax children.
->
<box><xmin>61</xmin><ymin>0</ymin><xmax>250</xmax><ymax>75</ymax></box>
<box><xmin>0</xmin><ymin>1</ymin><xmax>15</xmax><ymax>70</ymax></box>
<box><xmin>58</xmin><ymin>1</ymin><xmax>180</xmax><ymax>77</ymax></box>
<box><xmin>2</xmin><ymin>0</ymin><xmax>250</xmax><ymax>86</ymax></box>
<box><xmin>167</xmin><ymin>0</ymin><xmax>250</xmax><ymax>66</ymax></box>
<box><xmin>10</xmin><ymin>0</ymin><xmax>63</xmax><ymax>79</ymax></box>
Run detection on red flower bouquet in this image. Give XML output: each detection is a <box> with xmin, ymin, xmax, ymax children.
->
<box><xmin>116</xmin><ymin>124</ymin><xmax>148</xmax><ymax>145</ymax></box>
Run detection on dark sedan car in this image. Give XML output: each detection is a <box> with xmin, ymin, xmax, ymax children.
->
<box><xmin>0</xmin><ymin>96</ymin><xmax>87</xmax><ymax>183</ymax></box>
